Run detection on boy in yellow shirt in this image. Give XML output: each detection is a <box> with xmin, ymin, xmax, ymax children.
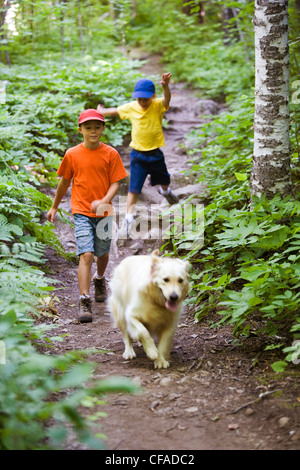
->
<box><xmin>98</xmin><ymin>73</ymin><xmax>178</xmax><ymax>237</ymax></box>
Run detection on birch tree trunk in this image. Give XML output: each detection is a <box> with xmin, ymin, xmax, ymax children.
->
<box><xmin>251</xmin><ymin>0</ymin><xmax>292</xmax><ymax>199</ymax></box>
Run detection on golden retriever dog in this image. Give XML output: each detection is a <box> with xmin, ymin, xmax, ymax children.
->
<box><xmin>109</xmin><ymin>250</ymin><xmax>190</xmax><ymax>369</ymax></box>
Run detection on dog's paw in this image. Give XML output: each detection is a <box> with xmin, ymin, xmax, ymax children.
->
<box><xmin>123</xmin><ymin>349</ymin><xmax>136</xmax><ymax>360</ymax></box>
<box><xmin>154</xmin><ymin>357</ymin><xmax>170</xmax><ymax>369</ymax></box>
<box><xmin>146</xmin><ymin>348</ymin><xmax>158</xmax><ymax>361</ymax></box>
<box><xmin>142</xmin><ymin>340</ymin><xmax>158</xmax><ymax>361</ymax></box>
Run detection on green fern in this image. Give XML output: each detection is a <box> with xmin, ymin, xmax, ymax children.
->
<box><xmin>0</xmin><ymin>241</ymin><xmax>55</xmax><ymax>318</ymax></box>
<box><xmin>0</xmin><ymin>214</ymin><xmax>23</xmax><ymax>242</ymax></box>
<box><xmin>0</xmin><ymin>176</ymin><xmax>70</xmax><ymax>255</ymax></box>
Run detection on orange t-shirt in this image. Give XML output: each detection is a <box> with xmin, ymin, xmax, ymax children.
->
<box><xmin>57</xmin><ymin>142</ymin><xmax>127</xmax><ymax>218</ymax></box>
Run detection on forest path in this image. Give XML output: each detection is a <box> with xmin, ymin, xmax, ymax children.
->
<box><xmin>47</xmin><ymin>51</ymin><xmax>299</xmax><ymax>451</ymax></box>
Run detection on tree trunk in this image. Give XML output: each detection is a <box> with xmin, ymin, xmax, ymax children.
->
<box><xmin>251</xmin><ymin>0</ymin><xmax>292</xmax><ymax>199</ymax></box>
<box><xmin>77</xmin><ymin>0</ymin><xmax>84</xmax><ymax>55</ymax></box>
<box><xmin>109</xmin><ymin>0</ymin><xmax>115</xmax><ymax>21</ymax></box>
<box><xmin>0</xmin><ymin>0</ymin><xmax>11</xmax><ymax>65</ymax></box>
<box><xmin>56</xmin><ymin>0</ymin><xmax>65</xmax><ymax>61</ymax></box>
<box><xmin>222</xmin><ymin>7</ymin><xmax>240</xmax><ymax>45</ymax></box>
<box><xmin>182</xmin><ymin>1</ymin><xmax>205</xmax><ymax>24</ymax></box>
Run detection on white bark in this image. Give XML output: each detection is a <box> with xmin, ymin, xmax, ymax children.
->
<box><xmin>251</xmin><ymin>0</ymin><xmax>292</xmax><ymax>199</ymax></box>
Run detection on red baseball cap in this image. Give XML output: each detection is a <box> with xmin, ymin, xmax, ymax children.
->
<box><xmin>78</xmin><ymin>109</ymin><xmax>105</xmax><ymax>125</ymax></box>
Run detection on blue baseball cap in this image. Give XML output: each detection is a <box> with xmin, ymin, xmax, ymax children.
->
<box><xmin>132</xmin><ymin>79</ymin><xmax>156</xmax><ymax>98</ymax></box>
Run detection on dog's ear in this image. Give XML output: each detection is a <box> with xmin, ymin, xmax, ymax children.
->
<box><xmin>178</xmin><ymin>259</ymin><xmax>190</xmax><ymax>272</ymax></box>
<box><xmin>151</xmin><ymin>249</ymin><xmax>160</xmax><ymax>258</ymax></box>
<box><xmin>183</xmin><ymin>260</ymin><xmax>191</xmax><ymax>279</ymax></box>
<box><xmin>184</xmin><ymin>261</ymin><xmax>191</xmax><ymax>271</ymax></box>
<box><xmin>151</xmin><ymin>249</ymin><xmax>160</xmax><ymax>275</ymax></box>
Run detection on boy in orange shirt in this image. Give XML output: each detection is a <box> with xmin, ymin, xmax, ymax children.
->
<box><xmin>47</xmin><ymin>109</ymin><xmax>127</xmax><ymax>322</ymax></box>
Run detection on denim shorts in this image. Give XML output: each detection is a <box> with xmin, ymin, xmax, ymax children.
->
<box><xmin>74</xmin><ymin>213</ymin><xmax>112</xmax><ymax>257</ymax></box>
<box><xmin>129</xmin><ymin>148</ymin><xmax>170</xmax><ymax>194</ymax></box>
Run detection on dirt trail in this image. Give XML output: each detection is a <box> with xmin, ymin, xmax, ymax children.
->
<box><xmin>47</xmin><ymin>52</ymin><xmax>300</xmax><ymax>451</ymax></box>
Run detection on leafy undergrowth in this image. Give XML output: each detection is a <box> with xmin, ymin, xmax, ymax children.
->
<box><xmin>0</xmin><ymin>53</ymin><xmax>143</xmax><ymax>450</ymax></box>
<box><xmin>170</xmin><ymin>95</ymin><xmax>300</xmax><ymax>371</ymax></box>
<box><xmin>1</xmin><ymin>0</ymin><xmax>300</xmax><ymax>448</ymax></box>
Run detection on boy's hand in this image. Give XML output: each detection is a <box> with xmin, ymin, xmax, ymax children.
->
<box><xmin>97</xmin><ymin>104</ymin><xmax>104</xmax><ymax>113</ymax></box>
<box><xmin>47</xmin><ymin>207</ymin><xmax>57</xmax><ymax>223</ymax></box>
<box><xmin>161</xmin><ymin>73</ymin><xmax>172</xmax><ymax>108</ymax></box>
<box><xmin>161</xmin><ymin>73</ymin><xmax>172</xmax><ymax>87</ymax></box>
<box><xmin>91</xmin><ymin>199</ymin><xmax>113</xmax><ymax>216</ymax></box>
<box><xmin>91</xmin><ymin>199</ymin><xmax>102</xmax><ymax>213</ymax></box>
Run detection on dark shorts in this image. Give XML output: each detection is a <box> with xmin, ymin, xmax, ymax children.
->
<box><xmin>129</xmin><ymin>148</ymin><xmax>170</xmax><ymax>194</ymax></box>
<box><xmin>74</xmin><ymin>213</ymin><xmax>112</xmax><ymax>257</ymax></box>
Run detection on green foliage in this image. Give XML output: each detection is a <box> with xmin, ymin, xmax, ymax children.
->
<box><xmin>0</xmin><ymin>50</ymin><xmax>142</xmax><ymax>262</ymax></box>
<box><xmin>0</xmin><ymin>0</ymin><xmax>299</xmax><ymax>447</ymax></box>
<box><xmin>0</xmin><ymin>52</ymin><xmax>140</xmax><ymax>253</ymax></box>
<box><xmin>129</xmin><ymin>0</ymin><xmax>300</xmax><ymax>368</ymax></box>
<box><xmin>167</xmin><ymin>34</ymin><xmax>254</xmax><ymax>101</ymax></box>
<box><xmin>176</xmin><ymin>94</ymin><xmax>300</xmax><ymax>367</ymax></box>
<box><xmin>0</xmin><ymin>232</ymin><xmax>140</xmax><ymax>450</ymax></box>
<box><xmin>129</xmin><ymin>1</ymin><xmax>255</xmax><ymax>100</ymax></box>
<box><xmin>3</xmin><ymin>0</ymin><xmax>118</xmax><ymax>63</ymax></box>
<box><xmin>0</xmin><ymin>317</ymin><xmax>139</xmax><ymax>450</ymax></box>
<box><xmin>0</xmin><ymin>232</ymin><xmax>140</xmax><ymax>449</ymax></box>
<box><xmin>187</xmin><ymin>94</ymin><xmax>254</xmax><ymax>195</ymax></box>
<box><xmin>0</xmin><ymin>34</ymin><xmax>142</xmax><ymax>450</ymax></box>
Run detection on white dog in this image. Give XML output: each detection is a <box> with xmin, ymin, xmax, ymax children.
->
<box><xmin>109</xmin><ymin>250</ymin><xmax>190</xmax><ymax>369</ymax></box>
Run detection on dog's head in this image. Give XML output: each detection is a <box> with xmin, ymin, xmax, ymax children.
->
<box><xmin>151</xmin><ymin>250</ymin><xmax>190</xmax><ymax>312</ymax></box>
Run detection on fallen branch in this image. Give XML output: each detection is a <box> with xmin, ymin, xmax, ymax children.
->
<box><xmin>248</xmin><ymin>351</ymin><xmax>263</xmax><ymax>371</ymax></box>
<box><xmin>228</xmin><ymin>389</ymin><xmax>282</xmax><ymax>414</ymax></box>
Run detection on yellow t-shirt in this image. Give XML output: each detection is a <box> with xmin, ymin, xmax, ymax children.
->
<box><xmin>117</xmin><ymin>98</ymin><xmax>168</xmax><ymax>151</ymax></box>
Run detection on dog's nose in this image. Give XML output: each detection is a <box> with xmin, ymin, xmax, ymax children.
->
<box><xmin>169</xmin><ymin>292</ymin><xmax>179</xmax><ymax>302</ymax></box>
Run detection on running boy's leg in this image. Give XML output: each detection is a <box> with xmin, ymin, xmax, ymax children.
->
<box><xmin>120</xmin><ymin>150</ymin><xmax>148</xmax><ymax>238</ymax></box>
<box><xmin>126</xmin><ymin>191</ymin><xmax>138</xmax><ymax>214</ymax></box>
<box><xmin>77</xmin><ymin>251</ymin><xmax>94</xmax><ymax>322</ymax></box>
<box><xmin>93</xmin><ymin>217</ymin><xmax>112</xmax><ymax>302</ymax></box>
<box><xmin>74</xmin><ymin>214</ymin><xmax>98</xmax><ymax>321</ymax></box>
<box><xmin>96</xmin><ymin>252</ymin><xmax>109</xmax><ymax>277</ymax></box>
<box><xmin>78</xmin><ymin>251</ymin><xmax>94</xmax><ymax>295</ymax></box>
<box><xmin>93</xmin><ymin>253</ymin><xmax>109</xmax><ymax>302</ymax></box>
<box><xmin>149</xmin><ymin>149</ymin><xmax>179</xmax><ymax>205</ymax></box>
<box><xmin>119</xmin><ymin>191</ymin><xmax>138</xmax><ymax>239</ymax></box>
<box><xmin>78</xmin><ymin>250</ymin><xmax>109</xmax><ymax>302</ymax></box>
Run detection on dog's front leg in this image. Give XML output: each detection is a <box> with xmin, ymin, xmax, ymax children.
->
<box><xmin>127</xmin><ymin>315</ymin><xmax>158</xmax><ymax>361</ymax></box>
<box><xmin>155</xmin><ymin>328</ymin><xmax>175</xmax><ymax>369</ymax></box>
<box><xmin>122</xmin><ymin>331</ymin><xmax>136</xmax><ymax>360</ymax></box>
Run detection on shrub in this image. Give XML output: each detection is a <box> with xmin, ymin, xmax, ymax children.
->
<box><xmin>174</xmin><ymin>95</ymin><xmax>300</xmax><ymax>366</ymax></box>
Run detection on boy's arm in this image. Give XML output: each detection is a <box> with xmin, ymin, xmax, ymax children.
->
<box><xmin>97</xmin><ymin>103</ymin><xmax>119</xmax><ymax>117</ymax></box>
<box><xmin>161</xmin><ymin>72</ymin><xmax>172</xmax><ymax>109</ymax></box>
<box><xmin>47</xmin><ymin>176</ymin><xmax>71</xmax><ymax>223</ymax></box>
<box><xmin>90</xmin><ymin>181</ymin><xmax>120</xmax><ymax>215</ymax></box>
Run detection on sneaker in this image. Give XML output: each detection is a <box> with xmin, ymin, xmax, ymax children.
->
<box><xmin>78</xmin><ymin>295</ymin><xmax>92</xmax><ymax>322</ymax></box>
<box><xmin>93</xmin><ymin>276</ymin><xmax>107</xmax><ymax>302</ymax></box>
<box><xmin>158</xmin><ymin>187</ymin><xmax>179</xmax><ymax>205</ymax></box>
<box><xmin>119</xmin><ymin>217</ymin><xmax>134</xmax><ymax>239</ymax></box>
